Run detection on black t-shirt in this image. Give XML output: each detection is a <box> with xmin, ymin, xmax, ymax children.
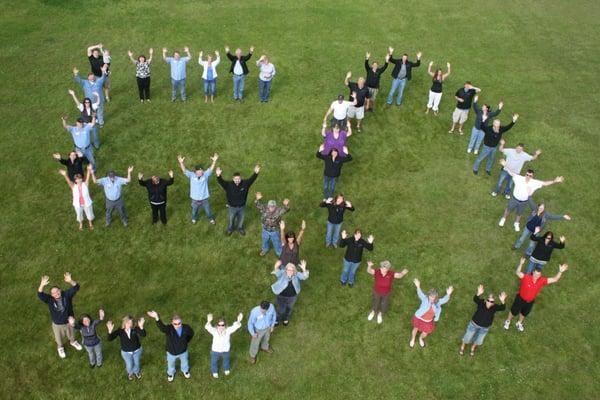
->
<box><xmin>455</xmin><ymin>88</ymin><xmax>476</xmax><ymax>110</ymax></box>
<box><xmin>430</xmin><ymin>79</ymin><xmax>443</xmax><ymax>93</ymax></box>
<box><xmin>348</xmin><ymin>82</ymin><xmax>370</xmax><ymax>107</ymax></box>
<box><xmin>471</xmin><ymin>296</ymin><xmax>506</xmax><ymax>327</ymax></box>
<box><xmin>89</xmin><ymin>55</ymin><xmax>104</xmax><ymax>77</ymax></box>
<box><xmin>280</xmin><ymin>280</ymin><xmax>297</xmax><ymax>297</ymax></box>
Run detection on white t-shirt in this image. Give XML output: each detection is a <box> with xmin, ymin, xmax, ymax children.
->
<box><xmin>205</xmin><ymin>321</ymin><xmax>241</xmax><ymax>352</ymax></box>
<box><xmin>330</xmin><ymin>101</ymin><xmax>352</xmax><ymax>120</ymax></box>
<box><xmin>512</xmin><ymin>175</ymin><xmax>543</xmax><ymax>201</ymax></box>
<box><xmin>503</xmin><ymin>149</ymin><xmax>533</xmax><ymax>174</ymax></box>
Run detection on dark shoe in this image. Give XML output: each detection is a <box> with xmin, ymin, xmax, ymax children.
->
<box><xmin>348</xmin><ymin>283</ymin><xmax>354</xmax><ymax>288</ymax></box>
<box><xmin>226</xmin><ymin>230</ymin><xmax>233</xmax><ymax>236</ymax></box>
<box><xmin>238</xmin><ymin>229</ymin><xmax>246</xmax><ymax>236</ymax></box>
<box><xmin>261</xmin><ymin>347</ymin><xmax>274</xmax><ymax>354</ymax></box>
<box><xmin>90</xmin><ymin>364</ymin><xmax>95</xmax><ymax>369</ymax></box>
<box><xmin>136</xmin><ymin>373</ymin><xmax>142</xmax><ymax>380</ymax></box>
<box><xmin>96</xmin><ymin>364</ymin><xmax>102</xmax><ymax>368</ymax></box>
<box><xmin>485</xmin><ymin>170</ymin><xmax>491</xmax><ymax>176</ymax></box>
<box><xmin>275</xmin><ymin>321</ymin><xmax>280</xmax><ymax>326</ymax></box>
<box><xmin>340</xmin><ymin>281</ymin><xmax>346</xmax><ymax>286</ymax></box>
<box><xmin>249</xmin><ymin>357</ymin><xmax>256</xmax><ymax>364</ymax></box>
<box><xmin>472</xmin><ymin>170</ymin><xmax>478</xmax><ymax>175</ymax></box>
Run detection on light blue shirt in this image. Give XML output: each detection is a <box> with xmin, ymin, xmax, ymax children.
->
<box><xmin>166</xmin><ymin>57</ymin><xmax>190</xmax><ymax>80</ymax></box>
<box><xmin>271</xmin><ymin>268</ymin><xmax>309</xmax><ymax>295</ymax></box>
<box><xmin>185</xmin><ymin>169</ymin><xmax>212</xmax><ymax>201</ymax></box>
<box><xmin>68</xmin><ymin>125</ymin><xmax>93</xmax><ymax>149</ymax></box>
<box><xmin>97</xmin><ymin>177</ymin><xmax>128</xmax><ymax>201</ymax></box>
<box><xmin>247</xmin><ymin>304</ymin><xmax>276</xmax><ymax>335</ymax></box>
<box><xmin>413</xmin><ymin>287</ymin><xmax>450</xmax><ymax>322</ymax></box>
<box><xmin>74</xmin><ymin>73</ymin><xmax>106</xmax><ymax>102</ymax></box>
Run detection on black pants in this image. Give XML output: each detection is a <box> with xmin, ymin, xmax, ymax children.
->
<box><xmin>137</xmin><ymin>77</ymin><xmax>151</xmax><ymax>100</ymax></box>
<box><xmin>151</xmin><ymin>203</ymin><xmax>166</xmax><ymax>224</ymax></box>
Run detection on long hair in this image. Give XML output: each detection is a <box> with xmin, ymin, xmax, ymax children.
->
<box><xmin>81</xmin><ymin>97</ymin><xmax>94</xmax><ymax>116</ymax></box>
<box><xmin>121</xmin><ymin>315</ymin><xmax>135</xmax><ymax>330</ymax></box>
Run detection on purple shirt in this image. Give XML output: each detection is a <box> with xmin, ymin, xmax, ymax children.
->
<box><xmin>321</xmin><ymin>130</ymin><xmax>348</xmax><ymax>155</ymax></box>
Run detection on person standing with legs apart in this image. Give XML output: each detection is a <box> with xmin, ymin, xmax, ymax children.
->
<box><xmin>364</xmin><ymin>52</ymin><xmax>389</xmax><ymax>112</ymax></box>
<box><xmin>53</xmin><ymin>150</ymin><xmax>88</xmax><ymax>182</ymax></box>
<box><xmin>247</xmin><ymin>301</ymin><xmax>276</xmax><ymax>364</ymax></box>
<box><xmin>526</xmin><ymin>231</ymin><xmax>566</xmax><ymax>273</ymax></box>
<box><xmin>449</xmin><ymin>81</ymin><xmax>481</xmax><ymax>134</ymax></box>
<box><xmin>271</xmin><ymin>260</ymin><xmax>309</xmax><ymax>326</ymax></box>
<box><xmin>257</xmin><ymin>54</ymin><xmax>276</xmax><ymax>102</ymax></box>
<box><xmin>344</xmin><ymin>72</ymin><xmax>370</xmax><ymax>132</ymax></box>
<box><xmin>425</xmin><ymin>61</ymin><xmax>451</xmax><ymax>115</ymax></box>
<box><xmin>255</xmin><ymin>192</ymin><xmax>290</xmax><ymax>257</ymax></box>
<box><xmin>473</xmin><ymin>114</ymin><xmax>519</xmax><ymax>175</ymax></box>
<box><xmin>216</xmin><ymin>163</ymin><xmax>260</xmax><ymax>235</ymax></box>
<box><xmin>339</xmin><ymin>229</ymin><xmax>374</xmax><ymax>287</ymax></box>
<box><xmin>386</xmin><ymin>47</ymin><xmax>421</xmax><ymax>107</ymax></box>
<box><xmin>504</xmin><ymin>258</ymin><xmax>568</xmax><ymax>332</ymax></box>
<box><xmin>278</xmin><ymin>220</ymin><xmax>306</xmax><ymax>266</ymax></box>
<box><xmin>225</xmin><ymin>45</ymin><xmax>254</xmax><ymax>101</ymax></box>
<box><xmin>146</xmin><ymin>311</ymin><xmax>194</xmax><ymax>382</ymax></box>
<box><xmin>366</xmin><ymin>261</ymin><xmax>409</xmax><ymax>324</ymax></box>
<box><xmin>323</xmin><ymin>94</ymin><xmax>356</xmax><ymax>127</ymax></box>
<box><xmin>73</xmin><ymin>63</ymin><xmax>108</xmax><ymax>128</ymax></box>
<box><xmin>37</xmin><ymin>273</ymin><xmax>83</xmax><ymax>359</ymax></box>
<box><xmin>320</xmin><ymin>194</ymin><xmax>354</xmax><ymax>248</ymax></box>
<box><xmin>467</xmin><ymin>95</ymin><xmax>503</xmax><ymax>154</ymax></box>
<box><xmin>163</xmin><ymin>47</ymin><xmax>191</xmax><ymax>101</ymax></box>
<box><xmin>138</xmin><ymin>170</ymin><xmax>174</xmax><ymax>225</ymax></box>
<box><xmin>69</xmin><ymin>309</ymin><xmax>104</xmax><ymax>368</ymax></box>
<box><xmin>198</xmin><ymin>50</ymin><xmax>220</xmax><ymax>103</ymax></box>
<box><xmin>513</xmin><ymin>202</ymin><xmax>570</xmax><ymax>253</ymax></box>
<box><xmin>91</xmin><ymin>166</ymin><xmax>133</xmax><ymax>227</ymax></box>
<box><xmin>107</xmin><ymin>316</ymin><xmax>146</xmax><ymax>381</ymax></box>
<box><xmin>58</xmin><ymin>166</ymin><xmax>94</xmax><ymax>230</ymax></box>
<box><xmin>61</xmin><ymin>115</ymin><xmax>97</xmax><ymax>171</ymax></box>
<box><xmin>178</xmin><ymin>154</ymin><xmax>218</xmax><ymax>225</ymax></box>
<box><xmin>67</xmin><ymin>89</ymin><xmax>100</xmax><ymax>149</ymax></box>
<box><xmin>205</xmin><ymin>313</ymin><xmax>243</xmax><ymax>378</ymax></box>
<box><xmin>127</xmin><ymin>48</ymin><xmax>153</xmax><ymax>102</ymax></box>
<box><xmin>459</xmin><ymin>285</ymin><xmax>506</xmax><ymax>356</ymax></box>
<box><xmin>409</xmin><ymin>278</ymin><xmax>453</xmax><ymax>348</ymax></box>
<box><xmin>492</xmin><ymin>140</ymin><xmax>540</xmax><ymax>198</ymax></box>
<box><xmin>316</xmin><ymin>145</ymin><xmax>352</xmax><ymax>198</ymax></box>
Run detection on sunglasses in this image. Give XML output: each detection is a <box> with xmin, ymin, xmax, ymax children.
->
<box><xmin>526</xmin><ymin>174</ymin><xmax>533</xmax><ymax>177</ymax></box>
<box><xmin>486</xmin><ymin>299</ymin><xmax>495</xmax><ymax>303</ymax></box>
<box><xmin>217</xmin><ymin>323</ymin><xmax>226</xmax><ymax>327</ymax></box>
<box><xmin>172</xmin><ymin>322</ymin><xmax>181</xmax><ymax>326</ymax></box>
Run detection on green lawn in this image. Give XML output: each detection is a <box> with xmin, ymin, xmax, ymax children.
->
<box><xmin>1</xmin><ymin>0</ymin><xmax>599</xmax><ymax>399</ymax></box>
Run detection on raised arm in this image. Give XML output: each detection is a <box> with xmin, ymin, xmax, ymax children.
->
<box><xmin>126</xmin><ymin>165</ymin><xmax>134</xmax><ymax>183</ymax></box>
<box><xmin>177</xmin><ymin>155</ymin><xmax>187</xmax><ymax>174</ymax></box>
<box><xmin>127</xmin><ymin>50</ymin><xmax>137</xmax><ymax>64</ymax></box>
<box><xmin>547</xmin><ymin>264</ymin><xmax>568</xmax><ymax>284</ymax></box>
<box><xmin>427</xmin><ymin>61</ymin><xmax>434</xmax><ymax>77</ymax></box>
<box><xmin>279</xmin><ymin>220</ymin><xmax>286</xmax><ymax>244</ymax></box>
<box><xmin>85</xmin><ymin>165</ymin><xmax>92</xmax><ymax>185</ymax></box>
<box><xmin>499</xmin><ymin>159</ymin><xmax>517</xmax><ymax>177</ymax></box>
<box><xmin>515</xmin><ymin>257</ymin><xmax>526</xmax><ymax>279</ymax></box>
<box><xmin>87</xmin><ymin>43</ymin><xmax>102</xmax><ymax>57</ymax></box>
<box><xmin>443</xmin><ymin>62</ymin><xmax>451</xmax><ymax>79</ymax></box>
<box><xmin>323</xmin><ymin>104</ymin><xmax>333</xmax><ymax>123</ymax></box>
<box><xmin>67</xmin><ymin>89</ymin><xmax>81</xmax><ymax>108</ymax></box>
<box><xmin>394</xmin><ymin>268</ymin><xmax>409</xmax><ymax>279</ymax></box>
<box><xmin>58</xmin><ymin>169</ymin><xmax>74</xmax><ymax>188</ymax></box>
<box><xmin>344</xmin><ymin>71</ymin><xmax>352</xmax><ymax>87</ymax></box>
<box><xmin>366</xmin><ymin>261</ymin><xmax>375</xmax><ymax>275</ymax></box>
<box><xmin>297</xmin><ymin>220</ymin><xmax>306</xmax><ymax>244</ymax></box>
<box><xmin>541</xmin><ymin>176</ymin><xmax>565</xmax><ymax>187</ymax></box>
<box><xmin>162</xmin><ymin>48</ymin><xmax>168</xmax><ymax>61</ymax></box>
<box><xmin>209</xmin><ymin>153</ymin><xmax>219</xmax><ymax>171</ymax></box>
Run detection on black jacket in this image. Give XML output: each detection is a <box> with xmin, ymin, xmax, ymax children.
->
<box><xmin>226</xmin><ymin>51</ymin><xmax>253</xmax><ymax>75</ymax></box>
<box><xmin>530</xmin><ymin>234</ymin><xmax>565</xmax><ymax>262</ymax></box>
<box><xmin>389</xmin><ymin>56</ymin><xmax>420</xmax><ymax>80</ymax></box>
<box><xmin>156</xmin><ymin>319</ymin><xmax>194</xmax><ymax>355</ymax></box>
<box><xmin>37</xmin><ymin>284</ymin><xmax>80</xmax><ymax>324</ymax></box>
<box><xmin>364</xmin><ymin>59</ymin><xmax>388</xmax><ymax>88</ymax></box>
<box><xmin>340</xmin><ymin>237</ymin><xmax>374</xmax><ymax>263</ymax></box>
<box><xmin>320</xmin><ymin>201</ymin><xmax>354</xmax><ymax>224</ymax></box>
<box><xmin>108</xmin><ymin>327</ymin><xmax>146</xmax><ymax>352</ymax></box>
<box><xmin>139</xmin><ymin>177</ymin><xmax>174</xmax><ymax>204</ymax></box>
<box><xmin>217</xmin><ymin>173</ymin><xmax>258</xmax><ymax>207</ymax></box>
<box><xmin>482</xmin><ymin>121</ymin><xmax>515</xmax><ymax>148</ymax></box>
<box><xmin>316</xmin><ymin>151</ymin><xmax>352</xmax><ymax>178</ymax></box>
<box><xmin>59</xmin><ymin>157</ymin><xmax>88</xmax><ymax>182</ymax></box>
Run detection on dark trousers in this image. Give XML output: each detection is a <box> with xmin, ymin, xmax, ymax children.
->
<box><xmin>276</xmin><ymin>294</ymin><xmax>298</xmax><ymax>322</ymax></box>
<box><xmin>371</xmin><ymin>289</ymin><xmax>391</xmax><ymax>314</ymax></box>
<box><xmin>151</xmin><ymin>203</ymin><xmax>167</xmax><ymax>224</ymax></box>
<box><xmin>137</xmin><ymin>77</ymin><xmax>151</xmax><ymax>100</ymax></box>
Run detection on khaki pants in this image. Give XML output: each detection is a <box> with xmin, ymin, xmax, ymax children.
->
<box><xmin>52</xmin><ymin>323</ymin><xmax>75</xmax><ymax>348</ymax></box>
<box><xmin>249</xmin><ymin>328</ymin><xmax>271</xmax><ymax>357</ymax></box>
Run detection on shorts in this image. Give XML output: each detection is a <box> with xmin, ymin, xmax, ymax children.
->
<box><xmin>411</xmin><ymin>315</ymin><xmax>436</xmax><ymax>334</ymax></box>
<box><xmin>462</xmin><ymin>320</ymin><xmax>490</xmax><ymax>346</ymax></box>
<box><xmin>367</xmin><ymin>87</ymin><xmax>378</xmax><ymax>100</ymax></box>
<box><xmin>347</xmin><ymin>105</ymin><xmax>364</xmax><ymax>120</ymax></box>
<box><xmin>507</xmin><ymin>197</ymin><xmax>528</xmax><ymax>215</ymax></box>
<box><xmin>510</xmin><ymin>294</ymin><xmax>535</xmax><ymax>317</ymax></box>
<box><xmin>452</xmin><ymin>108</ymin><xmax>469</xmax><ymax>123</ymax></box>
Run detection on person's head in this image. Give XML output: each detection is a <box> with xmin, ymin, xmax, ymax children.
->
<box><xmin>285</xmin><ymin>263</ymin><xmax>297</xmax><ymax>278</ymax></box>
<box><xmin>532</xmin><ymin>267</ymin><xmax>543</xmax><ymax>279</ymax></box>
<box><xmin>434</xmin><ymin>69</ymin><xmax>443</xmax><ymax>80</ymax></box>
<box><xmin>401</xmin><ymin>53</ymin><xmax>408</xmax><ymax>62</ymax></box>
<box><xmin>482</xmin><ymin>104</ymin><xmax>491</xmax><ymax>113</ymax></box>
<box><xmin>103</xmin><ymin>49</ymin><xmax>111</xmax><ymax>57</ymax></box>
<box><xmin>207</xmin><ymin>54</ymin><xmax>213</xmax><ymax>63</ymax></box>
<box><xmin>492</xmin><ymin>119</ymin><xmax>501</xmax><ymax>131</ymax></box>
<box><xmin>138</xmin><ymin>55</ymin><xmax>146</xmax><ymax>63</ymax></box>
<box><xmin>543</xmin><ymin>231</ymin><xmax>554</xmax><ymax>242</ymax></box>
<box><xmin>262</xmin><ymin>56</ymin><xmax>270</xmax><ymax>64</ymax></box>
<box><xmin>173</xmin><ymin>51</ymin><xmax>181</xmax><ymax>60</ymax></box>
<box><xmin>427</xmin><ymin>288</ymin><xmax>439</xmax><ymax>303</ymax></box>
<box><xmin>357</xmin><ymin>77</ymin><xmax>365</xmax><ymax>88</ymax></box>
<box><xmin>515</xmin><ymin>143</ymin><xmax>525</xmax><ymax>153</ymax></box>
<box><xmin>83</xmin><ymin>97</ymin><xmax>93</xmax><ymax>109</ymax></box>
<box><xmin>536</xmin><ymin>202</ymin><xmax>546</xmax><ymax>215</ymax></box>
<box><xmin>151</xmin><ymin>175</ymin><xmax>160</xmax><ymax>184</ymax></box>
<box><xmin>259</xmin><ymin>300</ymin><xmax>270</xmax><ymax>314</ymax></box>
<box><xmin>50</xmin><ymin>286</ymin><xmax>61</xmax><ymax>300</ymax></box>
<box><xmin>194</xmin><ymin>165</ymin><xmax>204</xmax><ymax>177</ymax></box>
<box><xmin>267</xmin><ymin>200</ymin><xmax>277</xmax><ymax>212</ymax></box>
<box><xmin>334</xmin><ymin>193</ymin><xmax>345</xmax><ymax>205</ymax></box>
<box><xmin>337</xmin><ymin>94</ymin><xmax>344</xmax><ymax>103</ymax></box>
<box><xmin>171</xmin><ymin>314</ymin><xmax>182</xmax><ymax>329</ymax></box>
<box><xmin>122</xmin><ymin>315</ymin><xmax>134</xmax><ymax>330</ymax></box>
<box><xmin>353</xmin><ymin>228</ymin><xmax>362</xmax><ymax>240</ymax></box>
<box><xmin>380</xmin><ymin>260</ymin><xmax>392</xmax><ymax>274</ymax></box>
<box><xmin>330</xmin><ymin>148</ymin><xmax>339</xmax><ymax>158</ymax></box>
<box><xmin>484</xmin><ymin>294</ymin><xmax>496</xmax><ymax>309</ymax></box>
<box><xmin>464</xmin><ymin>81</ymin><xmax>472</xmax><ymax>89</ymax></box>
<box><xmin>76</xmin><ymin>117</ymin><xmax>84</xmax><ymax>128</ymax></box>
<box><xmin>525</xmin><ymin>169</ymin><xmax>535</xmax><ymax>180</ymax></box>
<box><xmin>91</xmin><ymin>48</ymin><xmax>101</xmax><ymax>58</ymax></box>
<box><xmin>68</xmin><ymin>150</ymin><xmax>77</xmax><ymax>161</ymax></box>
<box><xmin>107</xmin><ymin>170</ymin><xmax>116</xmax><ymax>182</ymax></box>
<box><xmin>372</xmin><ymin>62</ymin><xmax>379</xmax><ymax>71</ymax></box>
<box><xmin>80</xmin><ymin>313</ymin><xmax>92</xmax><ymax>327</ymax></box>
<box><xmin>285</xmin><ymin>231</ymin><xmax>297</xmax><ymax>244</ymax></box>
<box><xmin>87</xmin><ymin>73</ymin><xmax>96</xmax><ymax>83</ymax></box>
<box><xmin>332</xmin><ymin>123</ymin><xmax>340</xmax><ymax>134</ymax></box>
<box><xmin>235</xmin><ymin>48</ymin><xmax>242</xmax><ymax>58</ymax></box>
<box><xmin>233</xmin><ymin>172</ymin><xmax>242</xmax><ymax>185</ymax></box>
<box><xmin>73</xmin><ymin>174</ymin><xmax>83</xmax><ymax>184</ymax></box>
<box><xmin>216</xmin><ymin>317</ymin><xmax>227</xmax><ymax>332</ymax></box>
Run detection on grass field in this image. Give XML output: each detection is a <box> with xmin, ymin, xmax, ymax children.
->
<box><xmin>1</xmin><ymin>0</ymin><xmax>599</xmax><ymax>399</ymax></box>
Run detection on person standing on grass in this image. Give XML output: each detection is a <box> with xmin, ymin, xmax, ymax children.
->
<box><xmin>247</xmin><ymin>300</ymin><xmax>276</xmax><ymax>364</ymax></box>
<box><xmin>409</xmin><ymin>278</ymin><xmax>453</xmax><ymax>348</ymax></box>
<box><xmin>503</xmin><ymin>258</ymin><xmax>568</xmax><ymax>332</ymax></box>
<box><xmin>73</xmin><ymin>63</ymin><xmax>108</xmax><ymax>127</ymax></box>
<box><xmin>448</xmin><ymin>81</ymin><xmax>481</xmax><ymax>134</ymax></box>
<box><xmin>513</xmin><ymin>202</ymin><xmax>571</xmax><ymax>253</ymax></box>
<box><xmin>257</xmin><ymin>54</ymin><xmax>276</xmax><ymax>102</ymax></box>
<box><xmin>278</xmin><ymin>220</ymin><xmax>306</xmax><ymax>266</ymax></box>
<box><xmin>216</xmin><ymin>164</ymin><xmax>260</xmax><ymax>236</ymax></box>
<box><xmin>67</xmin><ymin>89</ymin><xmax>100</xmax><ymax>149</ymax></box>
<box><xmin>87</xmin><ymin>44</ymin><xmax>111</xmax><ymax>101</ymax></box>
<box><xmin>163</xmin><ymin>47</ymin><xmax>192</xmax><ymax>102</ymax></box>
<box><xmin>101</xmin><ymin>48</ymin><xmax>112</xmax><ymax>102</ymax></box>
<box><xmin>344</xmin><ymin>72</ymin><xmax>370</xmax><ymax>132</ymax></box>
<box><xmin>467</xmin><ymin>95</ymin><xmax>503</xmax><ymax>154</ymax></box>
<box><xmin>271</xmin><ymin>260</ymin><xmax>309</xmax><ymax>326</ymax></box>
<box><xmin>320</xmin><ymin>194</ymin><xmax>354</xmax><ymax>248</ymax></box>
<box><xmin>146</xmin><ymin>311</ymin><xmax>194</xmax><ymax>382</ymax></box>
<box><xmin>37</xmin><ymin>273</ymin><xmax>83</xmax><ymax>359</ymax></box>
<box><xmin>339</xmin><ymin>229</ymin><xmax>374</xmax><ymax>287</ymax></box>
<box><xmin>321</xmin><ymin>121</ymin><xmax>351</xmax><ymax>156</ymax></box>
<box><xmin>425</xmin><ymin>61</ymin><xmax>451</xmax><ymax>115</ymax></box>
<box><xmin>178</xmin><ymin>153</ymin><xmax>218</xmax><ymax>225</ymax></box>
<box><xmin>364</xmin><ymin>52</ymin><xmax>389</xmax><ymax>112</ymax></box>
<box><xmin>316</xmin><ymin>145</ymin><xmax>352</xmax><ymax>198</ymax></box>
<box><xmin>255</xmin><ymin>192</ymin><xmax>290</xmax><ymax>257</ymax></box>
<box><xmin>127</xmin><ymin>48</ymin><xmax>153</xmax><ymax>102</ymax></box>
<box><xmin>473</xmin><ymin>114</ymin><xmax>519</xmax><ymax>176</ymax></box>
<box><xmin>91</xmin><ymin>166</ymin><xmax>134</xmax><ymax>227</ymax></box>
<box><xmin>205</xmin><ymin>313</ymin><xmax>243</xmax><ymax>378</ymax></box>
<box><xmin>68</xmin><ymin>309</ymin><xmax>105</xmax><ymax>368</ymax></box>
<box><xmin>386</xmin><ymin>47</ymin><xmax>422</xmax><ymax>107</ymax></box>
<box><xmin>58</xmin><ymin>166</ymin><xmax>94</xmax><ymax>230</ymax></box>
<box><xmin>225</xmin><ymin>45</ymin><xmax>254</xmax><ymax>101</ymax></box>
<box><xmin>498</xmin><ymin>161</ymin><xmax>564</xmax><ymax>232</ymax></box>
<box><xmin>323</xmin><ymin>94</ymin><xmax>356</xmax><ymax>127</ymax></box>
<box><xmin>459</xmin><ymin>285</ymin><xmax>506</xmax><ymax>356</ymax></box>
<box><xmin>198</xmin><ymin>50</ymin><xmax>220</xmax><ymax>103</ymax></box>
<box><xmin>526</xmin><ymin>231</ymin><xmax>566</xmax><ymax>273</ymax></box>
<box><xmin>52</xmin><ymin>150</ymin><xmax>88</xmax><ymax>182</ymax></box>
<box><xmin>492</xmin><ymin>140</ymin><xmax>541</xmax><ymax>198</ymax></box>
<box><xmin>107</xmin><ymin>316</ymin><xmax>146</xmax><ymax>381</ymax></box>
<box><xmin>138</xmin><ymin>170</ymin><xmax>174</xmax><ymax>225</ymax></box>
<box><xmin>366</xmin><ymin>260</ymin><xmax>409</xmax><ymax>324</ymax></box>
<box><xmin>61</xmin><ymin>115</ymin><xmax>97</xmax><ymax>171</ymax></box>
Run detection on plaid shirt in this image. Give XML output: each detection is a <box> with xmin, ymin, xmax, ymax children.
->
<box><xmin>256</xmin><ymin>201</ymin><xmax>289</xmax><ymax>231</ymax></box>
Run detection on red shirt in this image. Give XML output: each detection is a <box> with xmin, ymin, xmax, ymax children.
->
<box><xmin>519</xmin><ymin>275</ymin><xmax>548</xmax><ymax>302</ymax></box>
<box><xmin>374</xmin><ymin>269</ymin><xmax>395</xmax><ymax>295</ymax></box>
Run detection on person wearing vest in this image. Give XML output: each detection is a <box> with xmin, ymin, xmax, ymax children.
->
<box><xmin>225</xmin><ymin>45</ymin><xmax>254</xmax><ymax>101</ymax></box>
<box><xmin>386</xmin><ymin>47</ymin><xmax>421</xmax><ymax>106</ymax></box>
<box><xmin>58</xmin><ymin>165</ymin><xmax>94</xmax><ymax>230</ymax></box>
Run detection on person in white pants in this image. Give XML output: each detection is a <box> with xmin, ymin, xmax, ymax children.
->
<box><xmin>426</xmin><ymin>61</ymin><xmax>451</xmax><ymax>115</ymax></box>
<box><xmin>59</xmin><ymin>165</ymin><xmax>94</xmax><ymax>230</ymax></box>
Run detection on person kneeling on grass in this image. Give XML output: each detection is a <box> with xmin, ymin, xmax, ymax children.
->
<box><xmin>271</xmin><ymin>260</ymin><xmax>309</xmax><ymax>327</ymax></box>
<box><xmin>205</xmin><ymin>313</ymin><xmax>243</xmax><ymax>378</ymax></box>
<box><xmin>59</xmin><ymin>166</ymin><xmax>94</xmax><ymax>231</ymax></box>
<box><xmin>69</xmin><ymin>309</ymin><xmax>104</xmax><ymax>368</ymax></box>
<box><xmin>459</xmin><ymin>285</ymin><xmax>506</xmax><ymax>356</ymax></box>
<box><xmin>339</xmin><ymin>229</ymin><xmax>374</xmax><ymax>288</ymax></box>
<box><xmin>107</xmin><ymin>315</ymin><xmax>146</xmax><ymax>381</ymax></box>
<box><xmin>366</xmin><ymin>260</ymin><xmax>408</xmax><ymax>324</ymax></box>
<box><xmin>409</xmin><ymin>278</ymin><xmax>453</xmax><ymax>348</ymax></box>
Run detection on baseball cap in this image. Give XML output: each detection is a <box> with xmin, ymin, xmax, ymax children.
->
<box><xmin>194</xmin><ymin>164</ymin><xmax>204</xmax><ymax>171</ymax></box>
<box><xmin>267</xmin><ymin>200</ymin><xmax>276</xmax><ymax>207</ymax></box>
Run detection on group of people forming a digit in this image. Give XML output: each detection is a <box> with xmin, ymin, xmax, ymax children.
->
<box><xmin>42</xmin><ymin>43</ymin><xmax>571</xmax><ymax>382</ymax></box>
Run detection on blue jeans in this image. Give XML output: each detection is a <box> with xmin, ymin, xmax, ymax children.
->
<box><xmin>514</xmin><ymin>228</ymin><xmax>534</xmax><ymax>250</ymax></box>
<box><xmin>171</xmin><ymin>78</ymin><xmax>187</xmax><ymax>101</ymax></box>
<box><xmin>323</xmin><ymin>176</ymin><xmax>337</xmax><ymax>198</ymax></box>
<box><xmin>121</xmin><ymin>347</ymin><xmax>142</xmax><ymax>375</ymax></box>
<box><xmin>262</xmin><ymin>227</ymin><xmax>282</xmax><ymax>256</ymax></box>
<box><xmin>210</xmin><ymin>351</ymin><xmax>230</xmax><ymax>374</ymax></box>
<box><xmin>462</xmin><ymin>321</ymin><xmax>490</xmax><ymax>346</ymax></box>
<box><xmin>167</xmin><ymin>351</ymin><xmax>189</xmax><ymax>376</ymax></box>
<box><xmin>258</xmin><ymin>79</ymin><xmax>272</xmax><ymax>101</ymax></box>
<box><xmin>526</xmin><ymin>258</ymin><xmax>547</xmax><ymax>274</ymax></box>
<box><xmin>95</xmin><ymin>102</ymin><xmax>105</xmax><ymax>126</ymax></box>
<box><xmin>325</xmin><ymin>222</ymin><xmax>342</xmax><ymax>246</ymax></box>
<box><xmin>233</xmin><ymin>74</ymin><xmax>246</xmax><ymax>99</ymax></box>
<box><xmin>204</xmin><ymin>79</ymin><xmax>216</xmax><ymax>96</ymax></box>
<box><xmin>76</xmin><ymin>145</ymin><xmax>96</xmax><ymax>172</ymax></box>
<box><xmin>386</xmin><ymin>78</ymin><xmax>407</xmax><ymax>105</ymax></box>
<box><xmin>90</xmin><ymin>125</ymin><xmax>100</xmax><ymax>149</ymax></box>
<box><xmin>468</xmin><ymin>127</ymin><xmax>485</xmax><ymax>152</ymax></box>
<box><xmin>227</xmin><ymin>206</ymin><xmax>245</xmax><ymax>231</ymax></box>
<box><xmin>191</xmin><ymin>199</ymin><xmax>214</xmax><ymax>221</ymax></box>
<box><xmin>340</xmin><ymin>259</ymin><xmax>361</xmax><ymax>284</ymax></box>
<box><xmin>494</xmin><ymin>169</ymin><xmax>513</xmax><ymax>195</ymax></box>
<box><xmin>473</xmin><ymin>145</ymin><xmax>497</xmax><ymax>173</ymax></box>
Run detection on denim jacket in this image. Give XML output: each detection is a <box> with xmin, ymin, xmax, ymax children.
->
<box><xmin>271</xmin><ymin>269</ymin><xmax>309</xmax><ymax>295</ymax></box>
<box><xmin>414</xmin><ymin>287</ymin><xmax>450</xmax><ymax>322</ymax></box>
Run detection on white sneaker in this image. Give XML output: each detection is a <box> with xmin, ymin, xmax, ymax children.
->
<box><xmin>57</xmin><ymin>347</ymin><xmax>66</xmax><ymax>358</ymax></box>
<box><xmin>467</xmin><ymin>148</ymin><xmax>472</xmax><ymax>154</ymax></box>
<box><xmin>70</xmin><ymin>341</ymin><xmax>83</xmax><ymax>351</ymax></box>
<box><xmin>516</xmin><ymin>322</ymin><xmax>525</xmax><ymax>332</ymax></box>
<box><xmin>224</xmin><ymin>370</ymin><xmax>230</xmax><ymax>376</ymax></box>
<box><xmin>377</xmin><ymin>313</ymin><xmax>383</xmax><ymax>324</ymax></box>
<box><xmin>474</xmin><ymin>150</ymin><xmax>479</xmax><ymax>155</ymax></box>
<box><xmin>183</xmin><ymin>372</ymin><xmax>191</xmax><ymax>379</ymax></box>
<box><xmin>514</xmin><ymin>222</ymin><xmax>520</xmax><ymax>232</ymax></box>
<box><xmin>367</xmin><ymin>311</ymin><xmax>375</xmax><ymax>321</ymax></box>
<box><xmin>503</xmin><ymin>319</ymin><xmax>510</xmax><ymax>330</ymax></box>
<box><xmin>491</xmin><ymin>192</ymin><xmax>498</xmax><ymax>197</ymax></box>
<box><xmin>212</xmin><ymin>373</ymin><xmax>219</xmax><ymax>379</ymax></box>
<box><xmin>499</xmin><ymin>217</ymin><xmax>506</xmax><ymax>227</ymax></box>
<box><xmin>504</xmin><ymin>194</ymin><xmax>511</xmax><ymax>200</ymax></box>
<box><xmin>167</xmin><ymin>375</ymin><xmax>174</xmax><ymax>382</ymax></box>
<box><xmin>192</xmin><ymin>220</ymin><xmax>197</xmax><ymax>224</ymax></box>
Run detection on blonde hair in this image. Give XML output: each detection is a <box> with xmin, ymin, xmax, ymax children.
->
<box><xmin>121</xmin><ymin>315</ymin><xmax>134</xmax><ymax>330</ymax></box>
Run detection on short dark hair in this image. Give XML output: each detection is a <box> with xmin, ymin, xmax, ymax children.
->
<box><xmin>260</xmin><ymin>300</ymin><xmax>270</xmax><ymax>310</ymax></box>
<box><xmin>526</xmin><ymin>169</ymin><xmax>535</xmax><ymax>175</ymax></box>
<box><xmin>516</xmin><ymin>143</ymin><xmax>525</xmax><ymax>148</ymax></box>
<box><xmin>533</xmin><ymin>266</ymin><xmax>543</xmax><ymax>273</ymax></box>
<box><xmin>465</xmin><ymin>81</ymin><xmax>472</xmax><ymax>85</ymax></box>
<box><xmin>79</xmin><ymin>313</ymin><xmax>91</xmax><ymax>322</ymax></box>
<box><xmin>76</xmin><ymin>117</ymin><xmax>84</xmax><ymax>124</ymax></box>
<box><xmin>233</xmin><ymin>172</ymin><xmax>241</xmax><ymax>177</ymax></box>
